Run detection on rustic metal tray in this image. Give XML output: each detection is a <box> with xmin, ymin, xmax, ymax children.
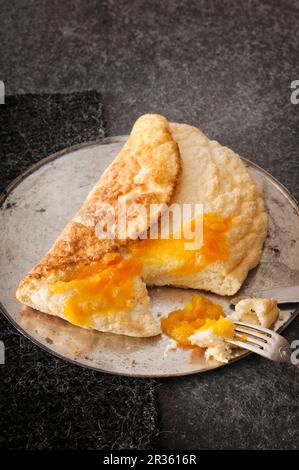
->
<box><xmin>1</xmin><ymin>137</ymin><xmax>298</xmax><ymax>377</ymax></box>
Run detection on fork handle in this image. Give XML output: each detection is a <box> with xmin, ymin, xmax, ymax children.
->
<box><xmin>231</xmin><ymin>285</ymin><xmax>299</xmax><ymax>306</ymax></box>
<box><xmin>258</xmin><ymin>285</ymin><xmax>299</xmax><ymax>304</ymax></box>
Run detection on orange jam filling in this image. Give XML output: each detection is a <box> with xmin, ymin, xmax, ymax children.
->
<box><xmin>161</xmin><ymin>294</ymin><xmax>235</xmax><ymax>348</ymax></box>
<box><xmin>52</xmin><ymin>212</ymin><xmax>232</xmax><ymax>326</ymax></box>
<box><xmin>52</xmin><ymin>254</ymin><xmax>142</xmax><ymax>326</ymax></box>
<box><xmin>130</xmin><ymin>212</ymin><xmax>232</xmax><ymax>275</ymax></box>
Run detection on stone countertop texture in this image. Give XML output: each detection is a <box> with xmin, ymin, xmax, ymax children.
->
<box><xmin>1</xmin><ymin>0</ymin><xmax>299</xmax><ymax>449</ymax></box>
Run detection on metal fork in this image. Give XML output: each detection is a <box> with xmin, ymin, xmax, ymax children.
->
<box><xmin>226</xmin><ymin>321</ymin><xmax>299</xmax><ymax>367</ymax></box>
<box><xmin>230</xmin><ymin>285</ymin><xmax>299</xmax><ymax>306</ymax></box>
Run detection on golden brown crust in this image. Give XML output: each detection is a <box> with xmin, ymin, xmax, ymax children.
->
<box><xmin>18</xmin><ymin>114</ymin><xmax>181</xmax><ymax>287</ymax></box>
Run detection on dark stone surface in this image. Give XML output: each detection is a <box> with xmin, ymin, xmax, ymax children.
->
<box><xmin>158</xmin><ymin>335</ymin><xmax>299</xmax><ymax>450</ymax></box>
<box><xmin>0</xmin><ymin>94</ymin><xmax>157</xmax><ymax>450</ymax></box>
<box><xmin>0</xmin><ymin>0</ymin><xmax>299</xmax><ymax>450</ymax></box>
<box><xmin>0</xmin><ymin>93</ymin><xmax>105</xmax><ymax>191</ymax></box>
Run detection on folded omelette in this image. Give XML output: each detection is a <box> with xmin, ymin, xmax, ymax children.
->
<box><xmin>16</xmin><ymin>114</ymin><xmax>268</xmax><ymax>337</ymax></box>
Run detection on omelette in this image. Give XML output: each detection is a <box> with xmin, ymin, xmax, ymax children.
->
<box><xmin>16</xmin><ymin>114</ymin><xmax>268</xmax><ymax>337</ymax></box>
<box><xmin>162</xmin><ymin>294</ymin><xmax>279</xmax><ymax>363</ymax></box>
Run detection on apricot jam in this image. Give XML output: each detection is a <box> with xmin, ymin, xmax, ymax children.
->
<box><xmin>52</xmin><ymin>254</ymin><xmax>142</xmax><ymax>326</ymax></box>
<box><xmin>130</xmin><ymin>212</ymin><xmax>231</xmax><ymax>275</ymax></box>
<box><xmin>52</xmin><ymin>212</ymin><xmax>232</xmax><ymax>326</ymax></box>
<box><xmin>161</xmin><ymin>294</ymin><xmax>235</xmax><ymax>347</ymax></box>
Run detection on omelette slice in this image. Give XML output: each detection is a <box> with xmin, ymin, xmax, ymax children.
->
<box><xmin>132</xmin><ymin>122</ymin><xmax>268</xmax><ymax>295</ymax></box>
<box><xmin>16</xmin><ymin>114</ymin><xmax>181</xmax><ymax>337</ymax></box>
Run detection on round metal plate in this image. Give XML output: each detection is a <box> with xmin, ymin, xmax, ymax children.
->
<box><xmin>0</xmin><ymin>137</ymin><xmax>298</xmax><ymax>377</ymax></box>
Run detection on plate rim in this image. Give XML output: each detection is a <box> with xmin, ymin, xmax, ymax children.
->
<box><xmin>0</xmin><ymin>136</ymin><xmax>298</xmax><ymax>378</ymax></box>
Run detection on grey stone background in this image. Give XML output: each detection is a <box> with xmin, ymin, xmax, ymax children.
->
<box><xmin>1</xmin><ymin>0</ymin><xmax>299</xmax><ymax>449</ymax></box>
